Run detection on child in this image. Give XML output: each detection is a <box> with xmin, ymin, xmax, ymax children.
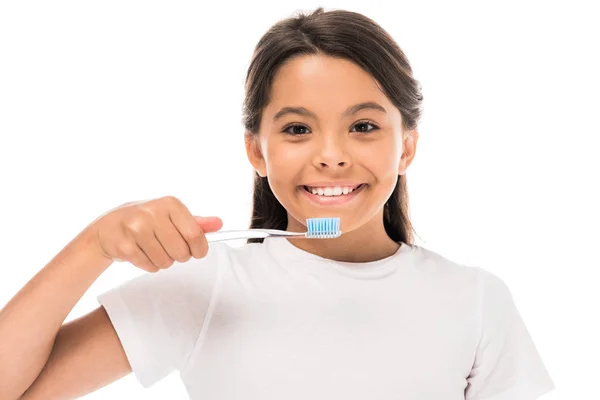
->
<box><xmin>0</xmin><ymin>7</ymin><xmax>555</xmax><ymax>400</ymax></box>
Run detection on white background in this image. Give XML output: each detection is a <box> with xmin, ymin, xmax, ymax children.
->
<box><xmin>1</xmin><ymin>1</ymin><xmax>598</xmax><ymax>399</ymax></box>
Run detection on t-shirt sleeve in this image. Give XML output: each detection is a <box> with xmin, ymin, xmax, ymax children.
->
<box><xmin>97</xmin><ymin>243</ymin><xmax>224</xmax><ymax>388</ymax></box>
<box><xmin>465</xmin><ymin>268</ymin><xmax>555</xmax><ymax>400</ymax></box>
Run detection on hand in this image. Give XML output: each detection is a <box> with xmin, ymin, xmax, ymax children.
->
<box><xmin>89</xmin><ymin>196</ymin><xmax>222</xmax><ymax>273</ymax></box>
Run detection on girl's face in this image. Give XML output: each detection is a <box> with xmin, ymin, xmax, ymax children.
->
<box><xmin>246</xmin><ymin>54</ymin><xmax>417</xmax><ymax>235</ymax></box>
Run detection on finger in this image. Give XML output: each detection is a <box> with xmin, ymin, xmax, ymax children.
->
<box><xmin>131</xmin><ymin>243</ymin><xmax>161</xmax><ymax>273</ymax></box>
<box><xmin>133</xmin><ymin>227</ymin><xmax>175</xmax><ymax>269</ymax></box>
<box><xmin>194</xmin><ymin>216</ymin><xmax>223</xmax><ymax>232</ymax></box>
<box><xmin>169</xmin><ymin>208</ymin><xmax>210</xmax><ymax>259</ymax></box>
<box><xmin>115</xmin><ymin>239</ymin><xmax>160</xmax><ymax>273</ymax></box>
<box><xmin>154</xmin><ymin>214</ymin><xmax>193</xmax><ymax>263</ymax></box>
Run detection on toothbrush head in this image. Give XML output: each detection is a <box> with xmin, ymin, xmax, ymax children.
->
<box><xmin>305</xmin><ymin>217</ymin><xmax>341</xmax><ymax>239</ymax></box>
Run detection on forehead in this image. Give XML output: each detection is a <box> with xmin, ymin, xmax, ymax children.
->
<box><xmin>266</xmin><ymin>54</ymin><xmax>390</xmax><ymax>115</ymax></box>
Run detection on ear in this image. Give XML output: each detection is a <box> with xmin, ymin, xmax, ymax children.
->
<box><xmin>245</xmin><ymin>132</ymin><xmax>267</xmax><ymax>177</ymax></box>
<box><xmin>398</xmin><ymin>129</ymin><xmax>419</xmax><ymax>175</ymax></box>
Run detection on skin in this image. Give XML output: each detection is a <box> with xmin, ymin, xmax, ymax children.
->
<box><xmin>246</xmin><ymin>54</ymin><xmax>419</xmax><ymax>263</ymax></box>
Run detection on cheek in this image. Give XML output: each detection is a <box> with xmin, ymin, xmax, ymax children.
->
<box><xmin>263</xmin><ymin>144</ymin><xmax>303</xmax><ymax>195</ymax></box>
<box><xmin>355</xmin><ymin>140</ymin><xmax>401</xmax><ymax>178</ymax></box>
<box><xmin>265</xmin><ymin>141</ymin><xmax>309</xmax><ymax>174</ymax></box>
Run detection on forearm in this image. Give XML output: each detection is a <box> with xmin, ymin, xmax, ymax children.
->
<box><xmin>0</xmin><ymin>226</ymin><xmax>113</xmax><ymax>399</ymax></box>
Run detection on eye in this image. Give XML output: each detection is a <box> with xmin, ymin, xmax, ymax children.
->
<box><xmin>282</xmin><ymin>124</ymin><xmax>311</xmax><ymax>135</ymax></box>
<box><xmin>351</xmin><ymin>120</ymin><xmax>379</xmax><ymax>133</ymax></box>
<box><xmin>281</xmin><ymin>121</ymin><xmax>380</xmax><ymax>135</ymax></box>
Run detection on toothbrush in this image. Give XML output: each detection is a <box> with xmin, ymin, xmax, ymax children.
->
<box><xmin>204</xmin><ymin>217</ymin><xmax>341</xmax><ymax>242</ymax></box>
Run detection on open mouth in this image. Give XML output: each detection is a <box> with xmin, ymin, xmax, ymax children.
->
<box><xmin>298</xmin><ymin>183</ymin><xmax>367</xmax><ymax>206</ymax></box>
<box><xmin>302</xmin><ymin>183</ymin><xmax>366</xmax><ymax>197</ymax></box>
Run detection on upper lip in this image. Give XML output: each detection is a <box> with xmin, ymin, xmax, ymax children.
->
<box><xmin>302</xmin><ymin>182</ymin><xmax>365</xmax><ymax>189</ymax></box>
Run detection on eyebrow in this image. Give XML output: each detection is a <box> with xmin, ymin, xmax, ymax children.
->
<box><xmin>272</xmin><ymin>101</ymin><xmax>387</xmax><ymax>121</ymax></box>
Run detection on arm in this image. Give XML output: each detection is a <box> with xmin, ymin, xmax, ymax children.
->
<box><xmin>0</xmin><ymin>227</ymin><xmax>119</xmax><ymax>400</ymax></box>
<box><xmin>1</xmin><ymin>197</ymin><xmax>222</xmax><ymax>399</ymax></box>
<box><xmin>19</xmin><ymin>305</ymin><xmax>131</xmax><ymax>400</ymax></box>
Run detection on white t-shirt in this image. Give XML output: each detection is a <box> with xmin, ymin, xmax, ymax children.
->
<box><xmin>97</xmin><ymin>238</ymin><xmax>555</xmax><ymax>399</ymax></box>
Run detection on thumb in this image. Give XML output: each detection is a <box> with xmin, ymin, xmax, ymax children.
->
<box><xmin>194</xmin><ymin>216</ymin><xmax>223</xmax><ymax>233</ymax></box>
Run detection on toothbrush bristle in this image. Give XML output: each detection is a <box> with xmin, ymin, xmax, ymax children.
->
<box><xmin>305</xmin><ymin>217</ymin><xmax>341</xmax><ymax>238</ymax></box>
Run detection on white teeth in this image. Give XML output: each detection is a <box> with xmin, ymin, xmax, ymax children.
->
<box><xmin>308</xmin><ymin>185</ymin><xmax>360</xmax><ymax>196</ymax></box>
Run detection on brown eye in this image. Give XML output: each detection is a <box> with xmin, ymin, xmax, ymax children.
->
<box><xmin>351</xmin><ymin>121</ymin><xmax>379</xmax><ymax>133</ymax></box>
<box><xmin>283</xmin><ymin>124</ymin><xmax>311</xmax><ymax>135</ymax></box>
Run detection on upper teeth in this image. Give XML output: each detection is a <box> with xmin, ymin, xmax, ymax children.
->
<box><xmin>307</xmin><ymin>185</ymin><xmax>360</xmax><ymax>196</ymax></box>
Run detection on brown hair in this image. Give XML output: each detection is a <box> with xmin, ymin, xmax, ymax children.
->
<box><xmin>242</xmin><ymin>7</ymin><xmax>423</xmax><ymax>244</ymax></box>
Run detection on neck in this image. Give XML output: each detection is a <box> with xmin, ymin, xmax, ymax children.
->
<box><xmin>285</xmin><ymin>210</ymin><xmax>400</xmax><ymax>263</ymax></box>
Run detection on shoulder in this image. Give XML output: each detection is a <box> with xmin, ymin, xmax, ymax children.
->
<box><xmin>198</xmin><ymin>241</ymin><xmax>270</xmax><ymax>267</ymax></box>
<box><xmin>180</xmin><ymin>241</ymin><xmax>273</xmax><ymax>279</ymax></box>
<box><xmin>222</xmin><ymin>240</ymin><xmax>270</xmax><ymax>259</ymax></box>
<box><xmin>174</xmin><ymin>241</ymin><xmax>265</xmax><ymax>269</ymax></box>
<box><xmin>407</xmin><ymin>244</ymin><xmax>506</xmax><ymax>295</ymax></box>
<box><xmin>408</xmin><ymin>244</ymin><xmax>479</xmax><ymax>280</ymax></box>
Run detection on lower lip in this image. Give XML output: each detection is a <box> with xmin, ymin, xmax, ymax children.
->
<box><xmin>299</xmin><ymin>184</ymin><xmax>367</xmax><ymax>206</ymax></box>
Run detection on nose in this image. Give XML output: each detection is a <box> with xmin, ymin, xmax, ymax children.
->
<box><xmin>313</xmin><ymin>133</ymin><xmax>351</xmax><ymax>170</ymax></box>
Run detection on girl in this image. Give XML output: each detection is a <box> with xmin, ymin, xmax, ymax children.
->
<box><xmin>0</xmin><ymin>7</ymin><xmax>554</xmax><ymax>400</ymax></box>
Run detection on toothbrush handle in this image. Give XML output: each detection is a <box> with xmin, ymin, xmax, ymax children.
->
<box><xmin>205</xmin><ymin>230</ymin><xmax>268</xmax><ymax>242</ymax></box>
<box><xmin>205</xmin><ymin>229</ymin><xmax>305</xmax><ymax>242</ymax></box>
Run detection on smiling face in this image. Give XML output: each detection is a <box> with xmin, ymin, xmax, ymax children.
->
<box><xmin>246</xmin><ymin>53</ymin><xmax>417</xmax><ymax>236</ymax></box>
